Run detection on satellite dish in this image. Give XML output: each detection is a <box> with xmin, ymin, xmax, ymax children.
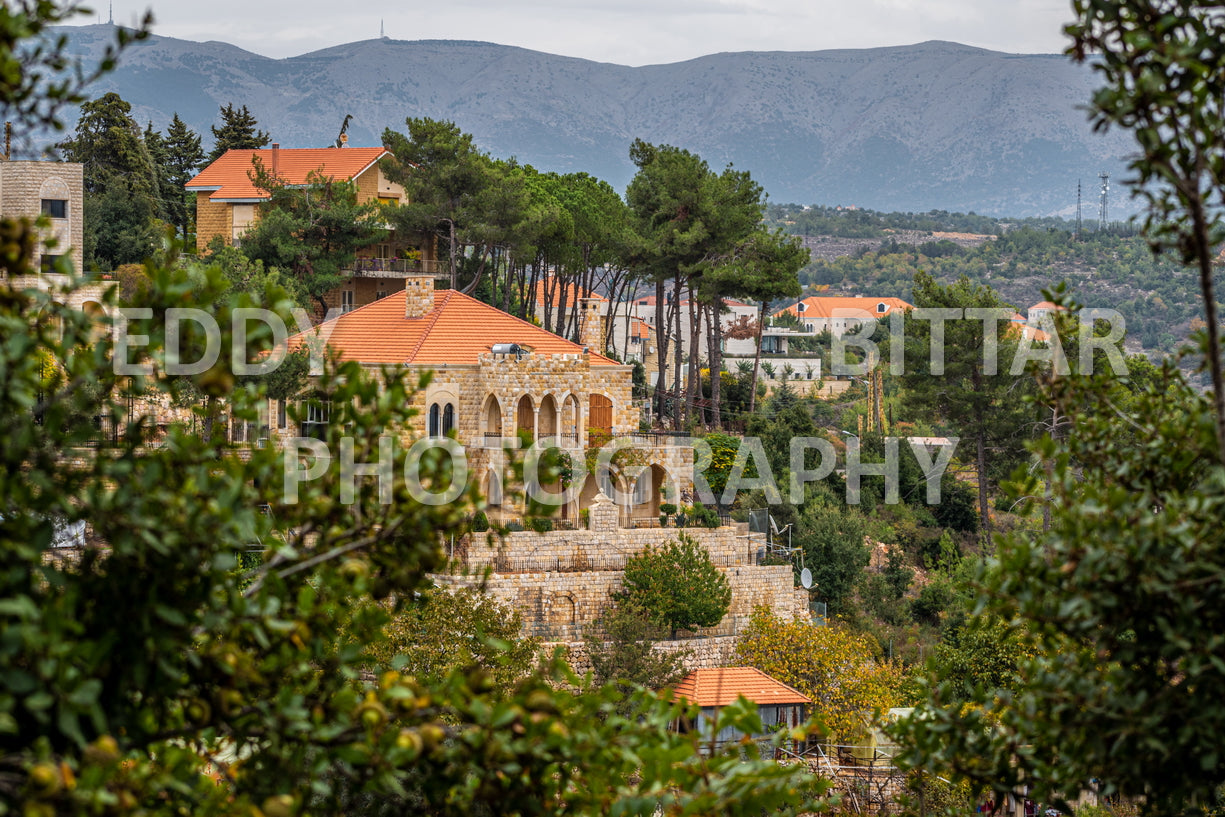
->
<box><xmin>800</xmin><ymin>568</ymin><xmax>813</xmax><ymax>589</ymax></box>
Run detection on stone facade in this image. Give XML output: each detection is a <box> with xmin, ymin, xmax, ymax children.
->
<box><xmin>195</xmin><ymin>194</ymin><xmax>230</xmax><ymax>250</ymax></box>
<box><xmin>440</xmin><ymin>524</ymin><xmax>805</xmax><ymax>639</ymax></box>
<box><xmin>0</xmin><ymin>160</ymin><xmax>84</xmax><ymax>274</ymax></box>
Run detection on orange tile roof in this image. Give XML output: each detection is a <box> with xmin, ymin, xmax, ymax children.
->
<box><xmin>669</xmin><ymin>667</ymin><xmax>810</xmax><ymax>708</ymax></box>
<box><xmin>287</xmin><ymin>289</ymin><xmax>621</xmax><ymax>367</ymax></box>
<box><xmin>533</xmin><ymin>275</ymin><xmax>607</xmax><ymax>308</ymax></box>
<box><xmin>775</xmin><ymin>296</ymin><xmax>913</xmax><ymax>320</ymax></box>
<box><xmin>631</xmin><ymin>317</ymin><xmax>651</xmax><ymax>339</ymax></box>
<box><xmin>185</xmin><ymin>147</ymin><xmax>390</xmax><ymax>201</ymax></box>
<box><xmin>1029</xmin><ymin>301</ymin><xmax>1066</xmax><ymax>312</ymax></box>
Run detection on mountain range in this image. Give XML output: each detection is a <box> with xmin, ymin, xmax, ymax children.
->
<box><xmin>55</xmin><ymin>25</ymin><xmax>1136</xmax><ymax>217</ymax></box>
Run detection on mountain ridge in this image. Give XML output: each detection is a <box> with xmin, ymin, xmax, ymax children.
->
<box><xmin>53</xmin><ymin>25</ymin><xmax>1134</xmax><ymax>216</ymax></box>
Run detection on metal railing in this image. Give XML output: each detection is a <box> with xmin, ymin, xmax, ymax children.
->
<box><xmin>629</xmin><ymin>430</ymin><xmax>692</xmax><ymax>445</ymax></box>
<box><xmin>347</xmin><ymin>258</ymin><xmax>448</xmax><ymax>277</ymax></box>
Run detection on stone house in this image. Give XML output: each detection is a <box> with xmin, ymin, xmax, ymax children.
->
<box><xmin>0</xmin><ymin>159</ymin><xmax>85</xmax><ymax>276</ymax></box>
<box><xmin>0</xmin><ymin>159</ymin><xmax>107</xmax><ymax>314</ymax></box>
<box><xmin>185</xmin><ymin>144</ymin><xmax>439</xmax><ymax>315</ymax></box>
<box><xmin>282</xmin><ymin>274</ymin><xmax>692</xmax><ymax>526</ymax></box>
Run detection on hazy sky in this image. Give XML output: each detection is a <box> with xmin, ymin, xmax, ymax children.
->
<box><xmin>85</xmin><ymin>0</ymin><xmax>1075</xmax><ymax>65</ymax></box>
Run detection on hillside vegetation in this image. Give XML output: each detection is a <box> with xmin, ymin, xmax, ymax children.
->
<box><xmin>766</xmin><ymin>203</ymin><xmax>1223</xmax><ymax>362</ymax></box>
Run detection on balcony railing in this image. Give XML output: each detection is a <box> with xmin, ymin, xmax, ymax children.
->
<box><xmin>629</xmin><ymin>430</ymin><xmax>692</xmax><ymax>445</ymax></box>
<box><xmin>347</xmin><ymin>258</ymin><xmax>449</xmax><ymax>278</ymax></box>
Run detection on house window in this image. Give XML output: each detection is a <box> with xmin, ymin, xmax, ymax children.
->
<box><xmin>301</xmin><ymin>400</ymin><xmax>330</xmax><ymax>440</ymax></box>
<box><xmin>877</xmin><ymin>302</ymin><xmax>887</xmax><ymax>313</ymax></box>
<box><xmin>231</xmin><ymin>204</ymin><xmax>256</xmax><ymax>242</ymax></box>
<box><xmin>487</xmin><ymin>470</ymin><xmax>502</xmax><ymax>506</ymax></box>
<box><xmin>41</xmin><ymin>199</ymin><xmax>67</xmax><ymax>219</ymax></box>
<box><xmin>277</xmin><ymin>399</ymin><xmax>286</xmax><ymax>429</ymax></box>
<box><xmin>428</xmin><ymin>403</ymin><xmax>441</xmax><ymax>437</ymax></box>
<box><xmin>376</xmin><ymin>289</ymin><xmax>387</xmax><ymax>300</ymax></box>
<box><xmin>442</xmin><ymin>403</ymin><xmax>455</xmax><ymax>436</ymax></box>
<box><xmin>341</xmin><ymin>290</ymin><xmax>355</xmax><ymax>312</ymax></box>
<box><xmin>40</xmin><ymin>254</ymin><xmax>62</xmax><ymax>273</ymax></box>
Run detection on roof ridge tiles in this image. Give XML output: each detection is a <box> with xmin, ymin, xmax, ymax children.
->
<box><xmin>403</xmin><ymin>289</ymin><xmax>452</xmax><ymax>364</ymax></box>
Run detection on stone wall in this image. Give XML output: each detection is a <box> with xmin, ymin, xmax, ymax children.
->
<box><xmin>440</xmin><ymin>523</ymin><xmax>803</xmax><ymax>638</ymax></box>
<box><xmin>0</xmin><ymin>160</ymin><xmax>84</xmax><ymax>273</ymax></box>
<box><xmin>561</xmin><ymin>634</ymin><xmax>741</xmax><ymax>676</ymax></box>
<box><xmin>195</xmin><ymin>195</ymin><xmax>230</xmax><ymax>253</ymax></box>
<box><xmin>439</xmin><ymin>562</ymin><xmax>797</xmax><ymax>641</ymax></box>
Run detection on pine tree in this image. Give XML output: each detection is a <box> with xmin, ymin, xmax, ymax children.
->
<box><xmin>59</xmin><ymin>92</ymin><xmax>161</xmax><ymax>269</ymax></box>
<box><xmin>208</xmin><ymin>103</ymin><xmax>270</xmax><ymax>162</ymax></box>
<box><xmin>161</xmin><ymin>113</ymin><xmax>205</xmax><ymax>241</ymax></box>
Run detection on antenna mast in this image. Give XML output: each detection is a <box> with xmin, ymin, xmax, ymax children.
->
<box><xmin>108</xmin><ymin>1</ymin><xmax>113</xmax><ymax>25</ymax></box>
<box><xmin>1075</xmin><ymin>179</ymin><xmax>1082</xmax><ymax>240</ymax></box>
<box><xmin>1098</xmin><ymin>171</ymin><xmax>1110</xmax><ymax>230</ymax></box>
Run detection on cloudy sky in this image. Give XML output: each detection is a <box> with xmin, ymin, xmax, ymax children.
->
<box><xmin>86</xmin><ymin>0</ymin><xmax>1074</xmax><ymax>65</ymax></box>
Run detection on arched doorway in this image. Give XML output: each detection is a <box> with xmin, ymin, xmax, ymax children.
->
<box><xmin>516</xmin><ymin>394</ymin><xmax>535</xmax><ymax>438</ymax></box>
<box><xmin>482</xmin><ymin>394</ymin><xmax>503</xmax><ymax>444</ymax></box>
<box><xmin>538</xmin><ymin>394</ymin><xmax>558</xmax><ymax>440</ymax></box>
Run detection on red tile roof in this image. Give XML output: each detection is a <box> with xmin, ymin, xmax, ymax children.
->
<box><xmin>670</xmin><ymin>667</ymin><xmax>810</xmax><ymax>708</ymax></box>
<box><xmin>185</xmin><ymin>147</ymin><xmax>390</xmax><ymax>201</ymax></box>
<box><xmin>774</xmin><ymin>296</ymin><xmax>913</xmax><ymax>320</ymax></box>
<box><xmin>287</xmin><ymin>289</ymin><xmax>621</xmax><ymax>367</ymax></box>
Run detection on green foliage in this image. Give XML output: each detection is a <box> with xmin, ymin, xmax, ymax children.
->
<box><xmin>156</xmin><ymin>113</ymin><xmax>206</xmax><ymax>241</ymax></box>
<box><xmin>239</xmin><ymin>163</ymin><xmax>385</xmax><ymax>314</ymax></box>
<box><xmin>381</xmin><ymin>118</ymin><xmax>522</xmax><ymax>292</ymax></box>
<box><xmin>618</xmin><ymin>532</ymin><xmax>732</xmax><ymax>639</ymax></box>
<box><xmin>734</xmin><ymin>607</ymin><xmax>909</xmax><ymax>743</ymax></box>
<box><xmin>207</xmin><ymin>102</ymin><xmax>269</xmax><ymax>161</ymax></box>
<box><xmin>894</xmin><ymin>360</ymin><xmax>1225</xmax><ymax>813</ymax></box>
<box><xmin>60</xmin><ymin>91</ymin><xmax>162</xmax><ymax>269</ymax></box>
<box><xmin>528</xmin><ymin>516</ymin><xmax>554</xmax><ymax>533</ymax></box>
<box><xmin>900</xmin><ymin>271</ymin><xmax>1038</xmax><ymax>532</ymax></box>
<box><xmin>698</xmin><ymin>432</ymin><xmax>741</xmax><ymax>499</ymax></box>
<box><xmin>362</xmin><ymin>586</ymin><xmax>540</xmax><ymax>692</ymax></box>
<box><xmin>471</xmin><ymin>510</ymin><xmax>490</xmax><ymax>532</ymax></box>
<box><xmin>794</xmin><ymin>502</ymin><xmax>870</xmax><ymax>613</ymax></box>
<box><xmin>585</xmin><ymin>598</ymin><xmax>689</xmax><ymax>695</ymax></box>
<box><xmin>0</xmin><ymin>17</ymin><xmax>827</xmax><ymax>812</ymax></box>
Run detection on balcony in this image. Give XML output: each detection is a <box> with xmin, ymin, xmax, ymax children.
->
<box><xmin>346</xmin><ymin>258</ymin><xmax>448</xmax><ymax>279</ymax></box>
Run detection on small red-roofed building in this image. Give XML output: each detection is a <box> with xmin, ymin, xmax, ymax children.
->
<box><xmin>667</xmin><ymin>666</ymin><xmax>810</xmax><ymax>752</ymax></box>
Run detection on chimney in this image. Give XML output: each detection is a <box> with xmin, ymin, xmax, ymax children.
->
<box><xmin>579</xmin><ymin>298</ymin><xmax>604</xmax><ymax>353</ymax></box>
<box><xmin>404</xmin><ymin>274</ymin><xmax>435</xmax><ymax>318</ymax></box>
<box><xmin>271</xmin><ymin>142</ymin><xmax>279</xmax><ymax>177</ymax></box>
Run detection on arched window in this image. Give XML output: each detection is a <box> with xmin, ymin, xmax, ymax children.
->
<box><xmin>428</xmin><ymin>403</ymin><xmax>440</xmax><ymax>437</ymax></box>
<box><xmin>877</xmin><ymin>302</ymin><xmax>888</xmax><ymax>313</ymax></box>
<box><xmin>442</xmin><ymin>403</ymin><xmax>455</xmax><ymax>436</ymax></box>
<box><xmin>486</xmin><ymin>470</ymin><xmax>502</xmax><ymax>506</ymax></box>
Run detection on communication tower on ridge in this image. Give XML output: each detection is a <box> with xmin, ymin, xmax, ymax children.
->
<box><xmin>1099</xmin><ymin>171</ymin><xmax>1110</xmax><ymax>230</ymax></box>
<box><xmin>1075</xmin><ymin>179</ymin><xmax>1082</xmax><ymax>240</ymax></box>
